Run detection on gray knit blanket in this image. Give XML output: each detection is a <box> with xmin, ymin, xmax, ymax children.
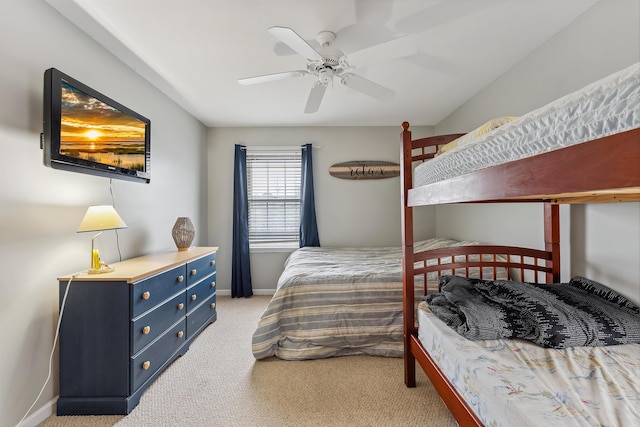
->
<box><xmin>425</xmin><ymin>275</ymin><xmax>640</xmax><ymax>348</ymax></box>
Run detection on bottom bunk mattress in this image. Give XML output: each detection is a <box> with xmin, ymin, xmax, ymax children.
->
<box><xmin>417</xmin><ymin>301</ymin><xmax>640</xmax><ymax>426</ymax></box>
<box><xmin>252</xmin><ymin>238</ymin><xmax>477</xmax><ymax>360</ymax></box>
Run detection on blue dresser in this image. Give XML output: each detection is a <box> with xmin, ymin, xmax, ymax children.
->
<box><xmin>56</xmin><ymin>247</ymin><xmax>218</xmax><ymax>415</ymax></box>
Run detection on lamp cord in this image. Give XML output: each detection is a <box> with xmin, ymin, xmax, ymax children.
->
<box><xmin>110</xmin><ymin>179</ymin><xmax>123</xmax><ymax>262</ymax></box>
<box><xmin>16</xmin><ymin>272</ymin><xmax>82</xmax><ymax>427</ymax></box>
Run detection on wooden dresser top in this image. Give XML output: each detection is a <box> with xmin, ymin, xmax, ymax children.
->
<box><xmin>58</xmin><ymin>246</ymin><xmax>218</xmax><ymax>283</ymax></box>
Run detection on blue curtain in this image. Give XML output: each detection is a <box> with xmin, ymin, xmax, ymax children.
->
<box><xmin>231</xmin><ymin>145</ymin><xmax>253</xmax><ymax>298</ymax></box>
<box><xmin>300</xmin><ymin>143</ymin><xmax>320</xmax><ymax>247</ymax></box>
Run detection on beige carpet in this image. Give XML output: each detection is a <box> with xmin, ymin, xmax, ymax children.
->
<box><xmin>39</xmin><ymin>295</ymin><xmax>456</xmax><ymax>427</ymax></box>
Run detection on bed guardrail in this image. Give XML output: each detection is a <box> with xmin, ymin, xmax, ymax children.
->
<box><xmin>413</xmin><ymin>245</ymin><xmax>554</xmax><ymax>294</ymax></box>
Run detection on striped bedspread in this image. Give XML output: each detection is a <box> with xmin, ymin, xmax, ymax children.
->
<box><xmin>252</xmin><ymin>237</ymin><xmax>477</xmax><ymax>360</ymax></box>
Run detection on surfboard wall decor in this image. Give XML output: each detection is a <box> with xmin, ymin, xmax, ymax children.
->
<box><xmin>329</xmin><ymin>161</ymin><xmax>400</xmax><ymax>180</ymax></box>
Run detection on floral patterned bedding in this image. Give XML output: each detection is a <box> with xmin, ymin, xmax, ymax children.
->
<box><xmin>418</xmin><ymin>301</ymin><xmax>640</xmax><ymax>426</ymax></box>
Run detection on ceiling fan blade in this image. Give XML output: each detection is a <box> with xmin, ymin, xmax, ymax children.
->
<box><xmin>304</xmin><ymin>82</ymin><xmax>327</xmax><ymax>114</ymax></box>
<box><xmin>238</xmin><ymin>70</ymin><xmax>308</xmax><ymax>85</ymax></box>
<box><xmin>341</xmin><ymin>74</ymin><xmax>394</xmax><ymax>102</ymax></box>
<box><xmin>273</xmin><ymin>39</ymin><xmax>320</xmax><ymax>56</ymax></box>
<box><xmin>346</xmin><ymin>36</ymin><xmax>417</xmax><ymax>69</ymax></box>
<box><xmin>268</xmin><ymin>26</ymin><xmax>323</xmax><ymax>61</ymax></box>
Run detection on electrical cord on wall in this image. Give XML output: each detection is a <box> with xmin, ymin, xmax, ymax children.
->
<box><xmin>19</xmin><ymin>181</ymin><xmax>125</xmax><ymax>425</ymax></box>
<box><xmin>16</xmin><ymin>272</ymin><xmax>83</xmax><ymax>427</ymax></box>
<box><xmin>110</xmin><ymin>178</ymin><xmax>123</xmax><ymax>262</ymax></box>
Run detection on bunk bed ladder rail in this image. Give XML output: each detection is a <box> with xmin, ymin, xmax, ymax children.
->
<box><xmin>400</xmin><ymin>122</ymin><xmax>417</xmax><ymax>389</ymax></box>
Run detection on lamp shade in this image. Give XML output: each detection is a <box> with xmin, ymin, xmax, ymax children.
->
<box><xmin>77</xmin><ymin>205</ymin><xmax>128</xmax><ymax>233</ymax></box>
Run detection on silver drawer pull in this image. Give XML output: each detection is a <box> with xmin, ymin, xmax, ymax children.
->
<box><xmin>142</xmin><ymin>326</ymin><xmax>151</xmax><ymax>335</ymax></box>
<box><xmin>210</xmin><ymin>260</ymin><xmax>216</xmax><ymax>266</ymax></box>
<box><xmin>191</xmin><ymin>294</ymin><xmax>197</xmax><ymax>301</ymax></box>
<box><xmin>210</xmin><ymin>281</ymin><xmax>216</xmax><ymax>287</ymax></box>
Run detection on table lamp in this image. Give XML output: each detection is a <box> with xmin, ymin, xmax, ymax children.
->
<box><xmin>77</xmin><ymin>205</ymin><xmax>127</xmax><ymax>274</ymax></box>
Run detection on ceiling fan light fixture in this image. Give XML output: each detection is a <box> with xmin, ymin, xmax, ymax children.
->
<box><xmin>317</xmin><ymin>67</ymin><xmax>334</xmax><ymax>85</ymax></box>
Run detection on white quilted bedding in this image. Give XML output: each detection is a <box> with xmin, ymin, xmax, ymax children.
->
<box><xmin>414</xmin><ymin>62</ymin><xmax>640</xmax><ymax>187</ymax></box>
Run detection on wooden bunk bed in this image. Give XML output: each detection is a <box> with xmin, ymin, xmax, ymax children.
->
<box><xmin>400</xmin><ymin>64</ymin><xmax>640</xmax><ymax>426</ymax></box>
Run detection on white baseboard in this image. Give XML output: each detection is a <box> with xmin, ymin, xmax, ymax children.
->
<box><xmin>216</xmin><ymin>288</ymin><xmax>275</xmax><ymax>296</ymax></box>
<box><xmin>17</xmin><ymin>396</ymin><xmax>56</xmax><ymax>427</ymax></box>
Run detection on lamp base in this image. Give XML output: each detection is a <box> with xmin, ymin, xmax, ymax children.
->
<box><xmin>88</xmin><ymin>265</ymin><xmax>115</xmax><ymax>274</ymax></box>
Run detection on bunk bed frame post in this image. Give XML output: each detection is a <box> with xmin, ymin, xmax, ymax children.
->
<box><xmin>400</xmin><ymin>122</ymin><xmax>417</xmax><ymax>387</ymax></box>
<box><xmin>544</xmin><ymin>202</ymin><xmax>561</xmax><ymax>283</ymax></box>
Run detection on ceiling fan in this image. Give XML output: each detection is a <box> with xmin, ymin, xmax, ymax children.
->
<box><xmin>238</xmin><ymin>26</ymin><xmax>417</xmax><ymax>114</ymax></box>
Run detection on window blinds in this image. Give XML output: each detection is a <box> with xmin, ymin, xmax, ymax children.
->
<box><xmin>246</xmin><ymin>148</ymin><xmax>301</xmax><ymax>243</ymax></box>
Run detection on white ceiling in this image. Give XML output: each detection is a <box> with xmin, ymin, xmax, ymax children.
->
<box><xmin>44</xmin><ymin>0</ymin><xmax>597</xmax><ymax>127</ymax></box>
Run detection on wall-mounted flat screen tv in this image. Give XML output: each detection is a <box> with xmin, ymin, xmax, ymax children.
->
<box><xmin>43</xmin><ymin>68</ymin><xmax>151</xmax><ymax>183</ymax></box>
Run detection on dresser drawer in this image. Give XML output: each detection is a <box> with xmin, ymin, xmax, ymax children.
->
<box><xmin>131</xmin><ymin>292</ymin><xmax>187</xmax><ymax>355</ymax></box>
<box><xmin>187</xmin><ymin>294</ymin><xmax>216</xmax><ymax>338</ymax></box>
<box><xmin>131</xmin><ymin>319</ymin><xmax>186</xmax><ymax>392</ymax></box>
<box><xmin>186</xmin><ymin>272</ymin><xmax>216</xmax><ymax>313</ymax></box>
<box><xmin>186</xmin><ymin>253</ymin><xmax>216</xmax><ymax>286</ymax></box>
<box><xmin>132</xmin><ymin>265</ymin><xmax>187</xmax><ymax>317</ymax></box>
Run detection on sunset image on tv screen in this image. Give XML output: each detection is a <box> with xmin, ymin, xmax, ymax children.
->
<box><xmin>59</xmin><ymin>82</ymin><xmax>146</xmax><ymax>171</ymax></box>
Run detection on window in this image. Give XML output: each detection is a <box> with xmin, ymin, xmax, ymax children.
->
<box><xmin>246</xmin><ymin>147</ymin><xmax>301</xmax><ymax>246</ymax></box>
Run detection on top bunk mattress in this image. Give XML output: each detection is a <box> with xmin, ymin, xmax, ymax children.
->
<box><xmin>414</xmin><ymin>62</ymin><xmax>640</xmax><ymax>188</ymax></box>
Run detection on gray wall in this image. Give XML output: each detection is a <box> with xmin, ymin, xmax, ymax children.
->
<box><xmin>0</xmin><ymin>1</ymin><xmax>208</xmax><ymax>424</ymax></box>
<box><xmin>207</xmin><ymin>126</ymin><xmax>435</xmax><ymax>293</ymax></box>
<box><xmin>434</xmin><ymin>0</ymin><xmax>640</xmax><ymax>302</ymax></box>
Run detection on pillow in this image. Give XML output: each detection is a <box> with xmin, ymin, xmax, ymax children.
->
<box><xmin>439</xmin><ymin>116</ymin><xmax>518</xmax><ymax>154</ymax></box>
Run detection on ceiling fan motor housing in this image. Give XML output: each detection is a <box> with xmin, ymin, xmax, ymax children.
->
<box><xmin>316</xmin><ymin>31</ymin><xmax>336</xmax><ymax>46</ymax></box>
<box><xmin>314</xmin><ymin>31</ymin><xmax>343</xmax><ymax>70</ymax></box>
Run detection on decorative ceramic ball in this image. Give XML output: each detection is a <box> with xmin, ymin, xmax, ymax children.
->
<box><xmin>172</xmin><ymin>217</ymin><xmax>195</xmax><ymax>251</ymax></box>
